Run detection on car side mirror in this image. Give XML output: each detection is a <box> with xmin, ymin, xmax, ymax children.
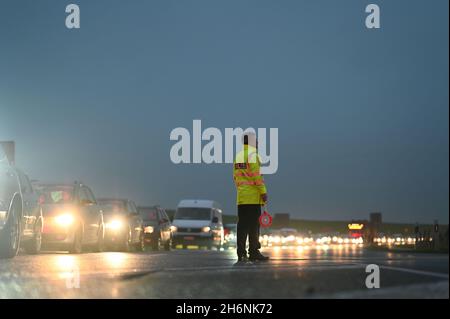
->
<box><xmin>212</xmin><ymin>217</ymin><xmax>219</xmax><ymax>223</ymax></box>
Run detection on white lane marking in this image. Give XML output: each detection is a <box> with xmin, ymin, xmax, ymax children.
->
<box><xmin>378</xmin><ymin>265</ymin><xmax>449</xmax><ymax>279</ymax></box>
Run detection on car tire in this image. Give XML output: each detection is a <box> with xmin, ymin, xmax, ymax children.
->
<box><xmin>24</xmin><ymin>222</ymin><xmax>42</xmax><ymax>255</ymax></box>
<box><xmin>94</xmin><ymin>224</ymin><xmax>105</xmax><ymax>253</ymax></box>
<box><xmin>0</xmin><ymin>203</ymin><xmax>21</xmax><ymax>259</ymax></box>
<box><xmin>135</xmin><ymin>233</ymin><xmax>145</xmax><ymax>252</ymax></box>
<box><xmin>121</xmin><ymin>230</ymin><xmax>131</xmax><ymax>252</ymax></box>
<box><xmin>69</xmin><ymin>227</ymin><xmax>83</xmax><ymax>254</ymax></box>
<box><xmin>152</xmin><ymin>237</ymin><xmax>161</xmax><ymax>251</ymax></box>
<box><xmin>164</xmin><ymin>237</ymin><xmax>172</xmax><ymax>251</ymax></box>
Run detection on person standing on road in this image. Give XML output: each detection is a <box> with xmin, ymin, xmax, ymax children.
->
<box><xmin>233</xmin><ymin>132</ymin><xmax>269</xmax><ymax>262</ymax></box>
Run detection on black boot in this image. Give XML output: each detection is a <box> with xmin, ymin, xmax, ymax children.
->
<box><xmin>237</xmin><ymin>254</ymin><xmax>249</xmax><ymax>262</ymax></box>
<box><xmin>249</xmin><ymin>251</ymin><xmax>269</xmax><ymax>261</ymax></box>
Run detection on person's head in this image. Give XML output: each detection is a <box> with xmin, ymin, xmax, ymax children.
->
<box><xmin>242</xmin><ymin>131</ymin><xmax>258</xmax><ymax>148</ymax></box>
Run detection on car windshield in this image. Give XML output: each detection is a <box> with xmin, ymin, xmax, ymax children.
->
<box><xmin>175</xmin><ymin>208</ymin><xmax>212</xmax><ymax>220</ymax></box>
<box><xmin>138</xmin><ymin>207</ymin><xmax>158</xmax><ymax>223</ymax></box>
<box><xmin>39</xmin><ymin>186</ymin><xmax>74</xmax><ymax>204</ymax></box>
<box><xmin>98</xmin><ymin>200</ymin><xmax>127</xmax><ymax>214</ymax></box>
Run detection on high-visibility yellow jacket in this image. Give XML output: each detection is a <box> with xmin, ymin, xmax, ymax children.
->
<box><xmin>233</xmin><ymin>145</ymin><xmax>267</xmax><ymax>205</ymax></box>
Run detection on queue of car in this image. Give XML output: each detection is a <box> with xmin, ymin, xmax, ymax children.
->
<box><xmin>0</xmin><ymin>142</ymin><xmax>227</xmax><ymax>258</ymax></box>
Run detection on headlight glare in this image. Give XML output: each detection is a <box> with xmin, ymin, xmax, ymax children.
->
<box><xmin>202</xmin><ymin>226</ymin><xmax>211</xmax><ymax>233</ymax></box>
<box><xmin>144</xmin><ymin>226</ymin><xmax>154</xmax><ymax>234</ymax></box>
<box><xmin>55</xmin><ymin>213</ymin><xmax>74</xmax><ymax>226</ymax></box>
<box><xmin>107</xmin><ymin>220</ymin><xmax>123</xmax><ymax>230</ymax></box>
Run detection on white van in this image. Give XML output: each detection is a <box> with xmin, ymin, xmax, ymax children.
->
<box><xmin>172</xmin><ymin>200</ymin><xmax>224</xmax><ymax>249</ymax></box>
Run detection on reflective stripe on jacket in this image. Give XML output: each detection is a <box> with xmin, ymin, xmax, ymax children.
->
<box><xmin>233</xmin><ymin>145</ymin><xmax>267</xmax><ymax>205</ymax></box>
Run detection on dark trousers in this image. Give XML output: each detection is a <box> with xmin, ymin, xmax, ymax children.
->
<box><xmin>237</xmin><ymin>204</ymin><xmax>261</xmax><ymax>257</ymax></box>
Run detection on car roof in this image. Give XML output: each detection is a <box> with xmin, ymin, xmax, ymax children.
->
<box><xmin>97</xmin><ymin>198</ymin><xmax>129</xmax><ymax>203</ymax></box>
<box><xmin>138</xmin><ymin>205</ymin><xmax>160</xmax><ymax>209</ymax></box>
<box><xmin>36</xmin><ymin>183</ymin><xmax>77</xmax><ymax>189</ymax></box>
<box><xmin>177</xmin><ymin>199</ymin><xmax>221</xmax><ymax>209</ymax></box>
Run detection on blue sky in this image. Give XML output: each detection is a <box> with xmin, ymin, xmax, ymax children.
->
<box><xmin>0</xmin><ymin>0</ymin><xmax>448</xmax><ymax>223</ymax></box>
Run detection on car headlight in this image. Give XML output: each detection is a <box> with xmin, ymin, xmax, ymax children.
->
<box><xmin>55</xmin><ymin>213</ymin><xmax>74</xmax><ymax>227</ymax></box>
<box><xmin>170</xmin><ymin>226</ymin><xmax>177</xmax><ymax>232</ymax></box>
<box><xmin>0</xmin><ymin>210</ymin><xmax>7</xmax><ymax>227</ymax></box>
<box><xmin>202</xmin><ymin>226</ymin><xmax>211</xmax><ymax>233</ymax></box>
<box><xmin>0</xmin><ymin>210</ymin><xmax>7</xmax><ymax>221</ymax></box>
<box><xmin>107</xmin><ymin>220</ymin><xmax>123</xmax><ymax>230</ymax></box>
<box><xmin>144</xmin><ymin>226</ymin><xmax>154</xmax><ymax>234</ymax></box>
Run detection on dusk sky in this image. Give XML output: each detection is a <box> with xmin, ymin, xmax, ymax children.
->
<box><xmin>1</xmin><ymin>0</ymin><xmax>448</xmax><ymax>223</ymax></box>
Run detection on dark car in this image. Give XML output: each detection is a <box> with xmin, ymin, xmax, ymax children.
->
<box><xmin>138</xmin><ymin>206</ymin><xmax>172</xmax><ymax>251</ymax></box>
<box><xmin>0</xmin><ymin>142</ymin><xmax>43</xmax><ymax>258</ymax></box>
<box><xmin>36</xmin><ymin>182</ymin><xmax>105</xmax><ymax>253</ymax></box>
<box><xmin>97</xmin><ymin>198</ymin><xmax>145</xmax><ymax>252</ymax></box>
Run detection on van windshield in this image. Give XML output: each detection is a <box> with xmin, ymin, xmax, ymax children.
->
<box><xmin>175</xmin><ymin>208</ymin><xmax>211</xmax><ymax>220</ymax></box>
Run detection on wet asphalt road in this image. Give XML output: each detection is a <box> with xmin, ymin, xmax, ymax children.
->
<box><xmin>0</xmin><ymin>245</ymin><xmax>448</xmax><ymax>298</ymax></box>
